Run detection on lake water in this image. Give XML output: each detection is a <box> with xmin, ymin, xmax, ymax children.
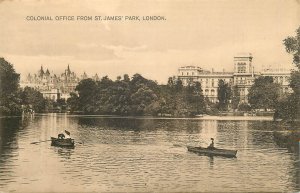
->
<box><xmin>0</xmin><ymin>114</ymin><xmax>299</xmax><ymax>192</ymax></box>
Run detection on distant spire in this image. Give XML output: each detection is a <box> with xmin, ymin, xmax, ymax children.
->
<box><xmin>27</xmin><ymin>73</ymin><xmax>32</xmax><ymax>81</ymax></box>
<box><xmin>39</xmin><ymin>65</ymin><xmax>45</xmax><ymax>77</ymax></box>
<box><xmin>67</xmin><ymin>64</ymin><xmax>71</xmax><ymax>74</ymax></box>
<box><xmin>94</xmin><ymin>73</ymin><xmax>99</xmax><ymax>81</ymax></box>
<box><xmin>46</xmin><ymin>69</ymin><xmax>50</xmax><ymax>75</ymax></box>
<box><xmin>82</xmin><ymin>71</ymin><xmax>88</xmax><ymax>79</ymax></box>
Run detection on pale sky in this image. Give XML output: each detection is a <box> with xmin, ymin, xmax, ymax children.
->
<box><xmin>0</xmin><ymin>0</ymin><xmax>299</xmax><ymax>83</ymax></box>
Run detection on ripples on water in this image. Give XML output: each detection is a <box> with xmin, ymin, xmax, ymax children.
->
<box><xmin>0</xmin><ymin>114</ymin><xmax>299</xmax><ymax>192</ymax></box>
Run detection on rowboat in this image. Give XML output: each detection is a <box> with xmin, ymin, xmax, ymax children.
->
<box><xmin>51</xmin><ymin>137</ymin><xmax>75</xmax><ymax>148</ymax></box>
<box><xmin>187</xmin><ymin>146</ymin><xmax>237</xmax><ymax>158</ymax></box>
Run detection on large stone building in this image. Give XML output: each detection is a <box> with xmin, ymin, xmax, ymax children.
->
<box><xmin>20</xmin><ymin>65</ymin><xmax>99</xmax><ymax>100</ymax></box>
<box><xmin>177</xmin><ymin>53</ymin><xmax>291</xmax><ymax>103</ymax></box>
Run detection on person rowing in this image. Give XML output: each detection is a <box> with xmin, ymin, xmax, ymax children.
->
<box><xmin>207</xmin><ymin>138</ymin><xmax>215</xmax><ymax>149</ymax></box>
<box><xmin>65</xmin><ymin>130</ymin><xmax>70</xmax><ymax>136</ymax></box>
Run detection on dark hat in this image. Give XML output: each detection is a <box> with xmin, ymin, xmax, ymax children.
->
<box><xmin>211</xmin><ymin>138</ymin><xmax>214</xmax><ymax>140</ymax></box>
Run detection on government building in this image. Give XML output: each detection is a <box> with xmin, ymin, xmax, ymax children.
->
<box><xmin>20</xmin><ymin>65</ymin><xmax>99</xmax><ymax>100</ymax></box>
<box><xmin>177</xmin><ymin>53</ymin><xmax>291</xmax><ymax>103</ymax></box>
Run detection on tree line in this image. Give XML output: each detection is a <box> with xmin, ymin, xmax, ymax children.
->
<box><xmin>67</xmin><ymin>74</ymin><xmax>206</xmax><ymax>116</ymax></box>
<box><xmin>0</xmin><ymin>56</ymin><xmax>294</xmax><ymax>118</ymax></box>
<box><xmin>0</xmin><ymin>26</ymin><xmax>299</xmax><ymax>120</ymax></box>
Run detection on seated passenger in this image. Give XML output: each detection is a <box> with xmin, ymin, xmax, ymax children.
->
<box><xmin>58</xmin><ymin>133</ymin><xmax>65</xmax><ymax>139</ymax></box>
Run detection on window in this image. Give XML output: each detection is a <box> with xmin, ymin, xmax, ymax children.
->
<box><xmin>205</xmin><ymin>89</ymin><xmax>209</xmax><ymax>96</ymax></box>
<box><xmin>285</xmin><ymin>76</ymin><xmax>289</xmax><ymax>81</ymax></box>
<box><xmin>237</xmin><ymin>63</ymin><xmax>246</xmax><ymax>73</ymax></box>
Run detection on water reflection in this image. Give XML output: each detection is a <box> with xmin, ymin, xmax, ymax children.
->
<box><xmin>209</xmin><ymin>156</ymin><xmax>214</xmax><ymax>169</ymax></box>
<box><xmin>0</xmin><ymin>117</ymin><xmax>23</xmax><ymax>187</ymax></box>
<box><xmin>53</xmin><ymin>147</ymin><xmax>74</xmax><ymax>160</ymax></box>
<box><xmin>0</xmin><ymin>115</ymin><xmax>299</xmax><ymax>192</ymax></box>
<box><xmin>0</xmin><ymin>117</ymin><xmax>24</xmax><ymax>156</ymax></box>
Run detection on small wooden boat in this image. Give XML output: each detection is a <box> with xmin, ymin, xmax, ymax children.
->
<box><xmin>187</xmin><ymin>146</ymin><xmax>237</xmax><ymax>158</ymax></box>
<box><xmin>51</xmin><ymin>137</ymin><xmax>75</xmax><ymax>148</ymax></box>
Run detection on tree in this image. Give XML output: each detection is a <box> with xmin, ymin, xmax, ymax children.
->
<box><xmin>163</xmin><ymin>78</ymin><xmax>205</xmax><ymax>117</ymax></box>
<box><xmin>238</xmin><ymin>103</ymin><xmax>251</xmax><ymax>112</ymax></box>
<box><xmin>217</xmin><ymin>79</ymin><xmax>231</xmax><ymax>111</ymax></box>
<box><xmin>130</xmin><ymin>85</ymin><xmax>159</xmax><ymax>115</ymax></box>
<box><xmin>129</xmin><ymin>74</ymin><xmax>160</xmax><ymax>115</ymax></box>
<box><xmin>0</xmin><ymin>58</ymin><xmax>22</xmax><ymax>115</ymax></box>
<box><xmin>231</xmin><ymin>85</ymin><xmax>240</xmax><ymax>110</ymax></box>
<box><xmin>193</xmin><ymin>82</ymin><xmax>205</xmax><ymax>114</ymax></box>
<box><xmin>274</xmin><ymin>94</ymin><xmax>298</xmax><ymax>121</ymax></box>
<box><xmin>275</xmin><ymin>26</ymin><xmax>300</xmax><ymax>121</ymax></box>
<box><xmin>67</xmin><ymin>92</ymin><xmax>79</xmax><ymax>112</ymax></box>
<box><xmin>68</xmin><ymin>74</ymin><xmax>205</xmax><ymax>117</ymax></box>
<box><xmin>248</xmin><ymin>76</ymin><xmax>280</xmax><ymax>110</ymax></box>
<box><xmin>21</xmin><ymin>87</ymin><xmax>45</xmax><ymax>113</ymax></box>
<box><xmin>185</xmin><ymin>81</ymin><xmax>205</xmax><ymax>115</ymax></box>
<box><xmin>75</xmin><ymin>78</ymin><xmax>98</xmax><ymax>113</ymax></box>
<box><xmin>56</xmin><ymin>98</ymin><xmax>66</xmax><ymax>111</ymax></box>
<box><xmin>283</xmin><ymin>27</ymin><xmax>300</xmax><ymax>69</ymax></box>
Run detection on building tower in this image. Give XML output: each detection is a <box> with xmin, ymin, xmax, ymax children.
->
<box><xmin>234</xmin><ymin>53</ymin><xmax>253</xmax><ymax>74</ymax></box>
<box><xmin>233</xmin><ymin>53</ymin><xmax>254</xmax><ymax>103</ymax></box>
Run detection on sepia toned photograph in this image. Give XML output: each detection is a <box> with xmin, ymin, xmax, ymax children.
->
<box><xmin>0</xmin><ymin>0</ymin><xmax>299</xmax><ymax>192</ymax></box>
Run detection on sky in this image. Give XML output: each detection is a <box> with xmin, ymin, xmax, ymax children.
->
<box><xmin>0</xmin><ymin>0</ymin><xmax>299</xmax><ymax>84</ymax></box>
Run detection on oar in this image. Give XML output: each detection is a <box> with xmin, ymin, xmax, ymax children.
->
<box><xmin>173</xmin><ymin>142</ymin><xmax>190</xmax><ymax>147</ymax></box>
<box><xmin>30</xmin><ymin>139</ymin><xmax>52</xmax><ymax>144</ymax></box>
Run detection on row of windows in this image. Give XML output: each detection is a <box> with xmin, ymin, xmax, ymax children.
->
<box><xmin>204</xmin><ymin>89</ymin><xmax>216</xmax><ymax>96</ymax></box>
<box><xmin>183</xmin><ymin>81</ymin><xmax>290</xmax><ymax>97</ymax></box>
<box><xmin>273</xmin><ymin>76</ymin><xmax>288</xmax><ymax>83</ymax></box>
<box><xmin>237</xmin><ymin>66</ymin><xmax>246</xmax><ymax>73</ymax></box>
<box><xmin>183</xmin><ymin>78</ymin><xmax>232</xmax><ymax>88</ymax></box>
<box><xmin>181</xmin><ymin>72</ymin><xmax>195</xmax><ymax>76</ymax></box>
<box><xmin>182</xmin><ymin>75</ymin><xmax>289</xmax><ymax>87</ymax></box>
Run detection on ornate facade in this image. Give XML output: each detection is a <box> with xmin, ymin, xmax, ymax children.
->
<box><xmin>21</xmin><ymin>65</ymin><xmax>99</xmax><ymax>100</ymax></box>
<box><xmin>177</xmin><ymin>53</ymin><xmax>291</xmax><ymax>103</ymax></box>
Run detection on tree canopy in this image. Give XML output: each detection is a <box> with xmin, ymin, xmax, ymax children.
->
<box><xmin>71</xmin><ymin>74</ymin><xmax>206</xmax><ymax>117</ymax></box>
<box><xmin>283</xmin><ymin>27</ymin><xmax>300</xmax><ymax>69</ymax></box>
<box><xmin>248</xmin><ymin>76</ymin><xmax>280</xmax><ymax>110</ymax></box>
<box><xmin>0</xmin><ymin>58</ymin><xmax>22</xmax><ymax>115</ymax></box>
<box><xmin>21</xmin><ymin>87</ymin><xmax>46</xmax><ymax>113</ymax></box>
<box><xmin>275</xmin><ymin>26</ymin><xmax>300</xmax><ymax>121</ymax></box>
<box><xmin>217</xmin><ymin>79</ymin><xmax>231</xmax><ymax>111</ymax></box>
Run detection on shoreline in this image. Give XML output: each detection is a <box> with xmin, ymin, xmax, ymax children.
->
<box><xmin>0</xmin><ymin>113</ymin><xmax>275</xmax><ymax>121</ymax></box>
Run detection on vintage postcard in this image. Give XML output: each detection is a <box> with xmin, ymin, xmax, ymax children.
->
<box><xmin>0</xmin><ymin>0</ymin><xmax>299</xmax><ymax>192</ymax></box>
